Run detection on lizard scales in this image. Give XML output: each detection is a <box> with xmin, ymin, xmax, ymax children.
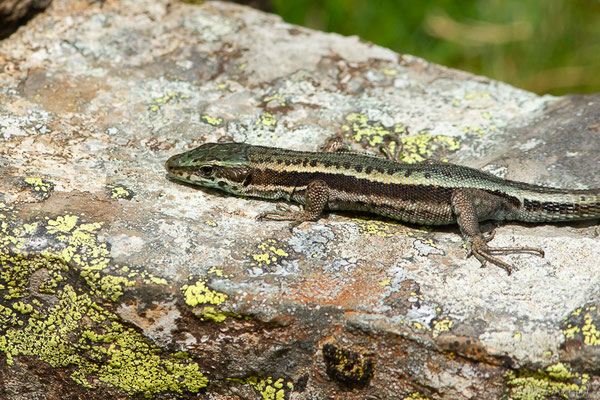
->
<box><xmin>165</xmin><ymin>142</ymin><xmax>600</xmax><ymax>273</ymax></box>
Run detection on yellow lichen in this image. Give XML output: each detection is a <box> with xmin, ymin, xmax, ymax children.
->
<box><xmin>201</xmin><ymin>114</ymin><xmax>223</xmax><ymax>126</ymax></box>
<box><xmin>199</xmin><ymin>306</ymin><xmax>228</xmax><ymax>323</ymax></box>
<box><xmin>0</xmin><ymin>206</ymin><xmax>200</xmax><ymax>396</ymax></box>
<box><xmin>106</xmin><ymin>184</ymin><xmax>133</xmax><ymax>200</ymax></box>
<box><xmin>46</xmin><ymin>215</ymin><xmax>79</xmax><ymax>235</ymax></box>
<box><xmin>432</xmin><ymin>317</ymin><xmax>453</xmax><ymax>338</ymax></box>
<box><xmin>23</xmin><ymin>177</ymin><xmax>53</xmax><ymax>200</ymax></box>
<box><xmin>353</xmin><ymin>219</ymin><xmax>398</xmax><ymax>237</ymax></box>
<box><xmin>403</xmin><ymin>393</ymin><xmax>430</xmax><ymax>400</ymax></box>
<box><xmin>263</xmin><ymin>94</ymin><xmax>286</xmax><ymax>107</ymax></box>
<box><xmin>0</xmin><ymin>285</ymin><xmax>208</xmax><ymax>394</ymax></box>
<box><xmin>505</xmin><ymin>362</ymin><xmax>589</xmax><ymax>400</ymax></box>
<box><xmin>464</xmin><ymin>91</ymin><xmax>491</xmax><ymax>100</ymax></box>
<box><xmin>148</xmin><ymin>91</ymin><xmax>184</xmax><ymax>112</ymax></box>
<box><xmin>562</xmin><ymin>305</ymin><xmax>600</xmax><ymax>346</ymax></box>
<box><xmin>342</xmin><ymin>113</ymin><xmax>460</xmax><ymax>162</ymax></box>
<box><xmin>208</xmin><ymin>266</ymin><xmax>232</xmax><ymax>278</ymax></box>
<box><xmin>245</xmin><ymin>376</ymin><xmax>292</xmax><ymax>400</ymax></box>
<box><xmin>249</xmin><ymin>239</ymin><xmax>290</xmax><ymax>267</ymax></box>
<box><xmin>378</xmin><ymin>277</ymin><xmax>391</xmax><ymax>287</ymax></box>
<box><xmin>182</xmin><ymin>279</ymin><xmax>228</xmax><ymax>307</ymax></box>
<box><xmin>255</xmin><ymin>112</ymin><xmax>277</xmax><ymax>127</ymax></box>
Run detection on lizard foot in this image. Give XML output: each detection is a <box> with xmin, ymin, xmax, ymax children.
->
<box><xmin>257</xmin><ymin>204</ymin><xmax>311</xmax><ymax>231</ymax></box>
<box><xmin>257</xmin><ymin>203</ymin><xmax>299</xmax><ymax>221</ymax></box>
<box><xmin>469</xmin><ymin>236</ymin><xmax>545</xmax><ymax>275</ymax></box>
<box><xmin>482</xmin><ymin>228</ymin><xmax>496</xmax><ymax>243</ymax></box>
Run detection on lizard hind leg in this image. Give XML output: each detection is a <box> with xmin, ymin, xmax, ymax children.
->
<box><xmin>451</xmin><ymin>189</ymin><xmax>544</xmax><ymax>274</ymax></box>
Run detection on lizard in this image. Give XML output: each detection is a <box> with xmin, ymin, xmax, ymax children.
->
<box><xmin>164</xmin><ymin>141</ymin><xmax>600</xmax><ymax>274</ymax></box>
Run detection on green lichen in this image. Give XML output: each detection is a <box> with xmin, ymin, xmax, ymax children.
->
<box><xmin>378</xmin><ymin>277</ymin><xmax>391</xmax><ymax>286</ymax></box>
<box><xmin>432</xmin><ymin>317</ymin><xmax>453</xmax><ymax>338</ymax></box>
<box><xmin>263</xmin><ymin>93</ymin><xmax>286</xmax><ymax>107</ymax></box>
<box><xmin>0</xmin><ymin>207</ymin><xmax>206</xmax><ymax>396</ymax></box>
<box><xmin>23</xmin><ymin>177</ymin><xmax>54</xmax><ymax>200</ymax></box>
<box><xmin>504</xmin><ymin>362</ymin><xmax>589</xmax><ymax>400</ymax></box>
<box><xmin>398</xmin><ymin>134</ymin><xmax>460</xmax><ymax>163</ymax></box>
<box><xmin>255</xmin><ymin>112</ymin><xmax>277</xmax><ymax>127</ymax></box>
<box><xmin>12</xmin><ymin>301</ymin><xmax>33</xmax><ymax>314</ymax></box>
<box><xmin>352</xmin><ymin>216</ymin><xmax>429</xmax><ymax>238</ymax></box>
<box><xmin>201</xmin><ymin>114</ymin><xmax>223</xmax><ymax>126</ymax></box>
<box><xmin>341</xmin><ymin>112</ymin><xmax>460</xmax><ymax>162</ymax></box>
<box><xmin>562</xmin><ymin>305</ymin><xmax>600</xmax><ymax>346</ymax></box>
<box><xmin>244</xmin><ymin>376</ymin><xmax>293</xmax><ymax>400</ymax></box>
<box><xmin>144</xmin><ymin>275</ymin><xmax>168</xmax><ymax>285</ymax></box>
<box><xmin>352</xmin><ymin>217</ymin><xmax>401</xmax><ymax>238</ymax></box>
<box><xmin>148</xmin><ymin>91</ymin><xmax>187</xmax><ymax>112</ymax></box>
<box><xmin>248</xmin><ymin>239</ymin><xmax>290</xmax><ymax>267</ymax></box>
<box><xmin>98</xmin><ymin>275</ymin><xmax>137</xmax><ymax>302</ymax></box>
<box><xmin>208</xmin><ymin>266</ymin><xmax>232</xmax><ymax>278</ymax></box>
<box><xmin>180</xmin><ymin>279</ymin><xmax>245</xmax><ymax>323</ymax></box>
<box><xmin>0</xmin><ymin>304</ymin><xmax>21</xmax><ymax>326</ymax></box>
<box><xmin>106</xmin><ymin>184</ymin><xmax>134</xmax><ymax>200</ymax></box>
<box><xmin>464</xmin><ymin>91</ymin><xmax>491</xmax><ymax>100</ymax></box>
<box><xmin>199</xmin><ymin>306</ymin><xmax>228</xmax><ymax>323</ymax></box>
<box><xmin>342</xmin><ymin>112</ymin><xmax>399</xmax><ymax>146</ymax></box>
<box><xmin>462</xmin><ymin>125</ymin><xmax>488</xmax><ymax>138</ymax></box>
<box><xmin>182</xmin><ymin>279</ymin><xmax>228</xmax><ymax>307</ymax></box>
<box><xmin>322</xmin><ymin>343</ymin><xmax>374</xmax><ymax>388</ymax></box>
<box><xmin>403</xmin><ymin>394</ymin><xmax>430</xmax><ymax>400</ymax></box>
<box><xmin>0</xmin><ymin>285</ymin><xmax>208</xmax><ymax>395</ymax></box>
<box><xmin>116</xmin><ymin>264</ymin><xmax>168</xmax><ymax>286</ymax></box>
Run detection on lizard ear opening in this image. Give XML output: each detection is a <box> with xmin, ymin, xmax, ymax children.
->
<box><xmin>199</xmin><ymin>166</ymin><xmax>214</xmax><ymax>177</ymax></box>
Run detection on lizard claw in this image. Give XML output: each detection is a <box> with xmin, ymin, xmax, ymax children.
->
<box><xmin>257</xmin><ymin>203</ymin><xmax>307</xmax><ymax>232</ymax></box>
<box><xmin>483</xmin><ymin>228</ymin><xmax>496</xmax><ymax>243</ymax></box>
<box><xmin>468</xmin><ymin>236</ymin><xmax>544</xmax><ymax>275</ymax></box>
<box><xmin>257</xmin><ymin>203</ymin><xmax>298</xmax><ymax>221</ymax></box>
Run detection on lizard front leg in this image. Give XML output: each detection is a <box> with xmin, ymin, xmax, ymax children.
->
<box><xmin>258</xmin><ymin>180</ymin><xmax>329</xmax><ymax>228</ymax></box>
<box><xmin>451</xmin><ymin>189</ymin><xmax>544</xmax><ymax>274</ymax></box>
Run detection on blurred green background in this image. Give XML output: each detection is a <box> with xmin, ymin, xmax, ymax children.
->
<box><xmin>265</xmin><ymin>0</ymin><xmax>600</xmax><ymax>96</ymax></box>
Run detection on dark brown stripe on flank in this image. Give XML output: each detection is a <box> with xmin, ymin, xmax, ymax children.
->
<box><xmin>251</xmin><ymin>168</ymin><xmax>456</xmax><ymax>203</ymax></box>
<box><xmin>249</xmin><ymin>168</ymin><xmax>525</xmax><ymax>211</ymax></box>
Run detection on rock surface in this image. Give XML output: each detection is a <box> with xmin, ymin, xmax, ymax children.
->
<box><xmin>1</xmin><ymin>0</ymin><xmax>600</xmax><ymax>399</ymax></box>
<box><xmin>0</xmin><ymin>0</ymin><xmax>52</xmax><ymax>38</ymax></box>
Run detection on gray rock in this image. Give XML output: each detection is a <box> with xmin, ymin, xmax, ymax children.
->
<box><xmin>0</xmin><ymin>0</ymin><xmax>599</xmax><ymax>399</ymax></box>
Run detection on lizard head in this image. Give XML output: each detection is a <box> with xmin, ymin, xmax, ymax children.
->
<box><xmin>165</xmin><ymin>143</ymin><xmax>253</xmax><ymax>194</ymax></box>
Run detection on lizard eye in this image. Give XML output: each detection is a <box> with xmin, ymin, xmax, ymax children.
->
<box><xmin>199</xmin><ymin>166</ymin><xmax>214</xmax><ymax>176</ymax></box>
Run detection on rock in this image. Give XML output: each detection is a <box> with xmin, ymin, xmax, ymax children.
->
<box><xmin>0</xmin><ymin>0</ymin><xmax>52</xmax><ymax>39</ymax></box>
<box><xmin>1</xmin><ymin>0</ymin><xmax>599</xmax><ymax>399</ymax></box>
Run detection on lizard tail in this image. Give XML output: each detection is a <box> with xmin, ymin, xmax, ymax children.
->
<box><xmin>513</xmin><ymin>188</ymin><xmax>600</xmax><ymax>222</ymax></box>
